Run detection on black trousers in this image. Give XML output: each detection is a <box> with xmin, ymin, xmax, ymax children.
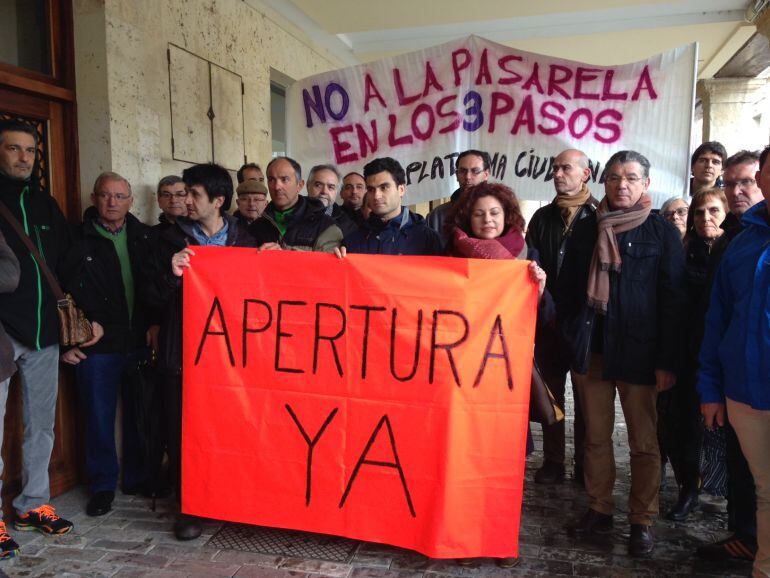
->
<box><xmin>539</xmin><ymin>353</ymin><xmax>584</xmax><ymax>468</ymax></box>
<box><xmin>162</xmin><ymin>373</ymin><xmax>183</xmax><ymax>502</ymax></box>
<box><xmin>726</xmin><ymin>418</ymin><xmax>757</xmax><ymax>538</ymax></box>
<box><xmin>660</xmin><ymin>377</ymin><xmax>703</xmax><ymax>491</ymax></box>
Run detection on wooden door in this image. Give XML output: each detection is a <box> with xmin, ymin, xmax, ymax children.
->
<box><xmin>0</xmin><ymin>0</ymin><xmax>81</xmax><ymax>516</ymax></box>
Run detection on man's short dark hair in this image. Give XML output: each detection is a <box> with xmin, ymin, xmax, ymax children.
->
<box><xmin>0</xmin><ymin>120</ymin><xmax>38</xmax><ymax>146</ymax></box>
<box><xmin>237</xmin><ymin>162</ymin><xmax>262</xmax><ymax>184</ymax></box>
<box><xmin>266</xmin><ymin>156</ymin><xmax>302</xmax><ymax>182</ymax></box>
<box><xmin>691</xmin><ymin>141</ymin><xmax>727</xmax><ymax>168</ymax></box>
<box><xmin>343</xmin><ymin>171</ymin><xmax>364</xmax><ymax>181</ymax></box>
<box><xmin>182</xmin><ymin>163</ymin><xmax>233</xmax><ymax>212</ymax></box>
<box><xmin>363</xmin><ymin>157</ymin><xmax>406</xmax><ymax>186</ymax></box>
<box><xmin>760</xmin><ymin>145</ymin><xmax>770</xmax><ymax>172</ymax></box>
<box><xmin>308</xmin><ymin>164</ymin><xmax>341</xmax><ymax>184</ymax></box>
<box><xmin>605</xmin><ymin>150</ymin><xmax>651</xmax><ymax>179</ymax></box>
<box><xmin>726</xmin><ymin>150</ymin><xmax>760</xmax><ymax>170</ymax></box>
<box><xmin>157</xmin><ymin>174</ymin><xmax>184</xmax><ymax>195</ymax></box>
<box><xmin>457</xmin><ymin>149</ymin><xmax>491</xmax><ymax>171</ymax></box>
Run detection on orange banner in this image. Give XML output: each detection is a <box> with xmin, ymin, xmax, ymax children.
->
<box><xmin>182</xmin><ymin>248</ymin><xmax>536</xmax><ymax>558</ymax></box>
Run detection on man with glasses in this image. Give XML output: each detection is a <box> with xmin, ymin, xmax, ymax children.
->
<box><xmin>526</xmin><ymin>149</ymin><xmax>597</xmax><ymax>486</ymax></box>
<box><xmin>306</xmin><ymin>164</ymin><xmax>357</xmax><ymax>237</ymax></box>
<box><xmin>60</xmin><ymin>172</ymin><xmax>152</xmax><ymax>518</ymax></box>
<box><xmin>690</xmin><ymin>141</ymin><xmax>726</xmax><ymax>195</ymax></box>
<box><xmin>720</xmin><ymin>150</ymin><xmax>763</xmax><ymax>238</ymax></box>
<box><xmin>562</xmin><ymin>150</ymin><xmax>686</xmax><ymax>557</ymax></box>
<box><xmin>155</xmin><ymin>175</ymin><xmax>187</xmax><ymax>230</ymax></box>
<box><xmin>427</xmin><ymin>149</ymin><xmax>491</xmax><ymax>247</ymax></box>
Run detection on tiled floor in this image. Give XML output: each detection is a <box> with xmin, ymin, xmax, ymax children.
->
<box><xmin>2</xmin><ymin>391</ymin><xmax>753</xmax><ymax>577</ymax></box>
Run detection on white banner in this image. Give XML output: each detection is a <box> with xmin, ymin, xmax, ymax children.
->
<box><xmin>287</xmin><ymin>36</ymin><xmax>696</xmax><ymax>208</ymax></box>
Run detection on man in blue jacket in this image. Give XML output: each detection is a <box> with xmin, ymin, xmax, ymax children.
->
<box><xmin>343</xmin><ymin>157</ymin><xmax>442</xmax><ymax>256</ymax></box>
<box><xmin>697</xmin><ymin>144</ymin><xmax>770</xmax><ymax>578</ymax></box>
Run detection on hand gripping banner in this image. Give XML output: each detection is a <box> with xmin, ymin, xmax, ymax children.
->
<box><xmin>182</xmin><ymin>248</ymin><xmax>537</xmax><ymax>558</ymax></box>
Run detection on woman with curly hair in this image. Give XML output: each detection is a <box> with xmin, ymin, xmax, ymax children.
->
<box><xmin>444</xmin><ymin>181</ymin><xmax>551</xmax><ymax>569</ymax></box>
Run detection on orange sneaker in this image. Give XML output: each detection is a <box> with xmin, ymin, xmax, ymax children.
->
<box><xmin>0</xmin><ymin>521</ymin><xmax>19</xmax><ymax>559</ymax></box>
<box><xmin>14</xmin><ymin>504</ymin><xmax>73</xmax><ymax>535</ymax></box>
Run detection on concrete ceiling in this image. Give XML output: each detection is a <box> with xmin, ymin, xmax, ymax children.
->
<box><xmin>258</xmin><ymin>0</ymin><xmax>765</xmax><ymax>79</ymax></box>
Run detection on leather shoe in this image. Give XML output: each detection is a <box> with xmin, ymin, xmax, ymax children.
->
<box><xmin>665</xmin><ymin>490</ymin><xmax>699</xmax><ymax>521</ymax></box>
<box><xmin>86</xmin><ymin>490</ymin><xmax>114</xmax><ymax>517</ymax></box>
<box><xmin>629</xmin><ymin>524</ymin><xmax>654</xmax><ymax>556</ymax></box>
<box><xmin>174</xmin><ymin>514</ymin><xmax>203</xmax><ymax>541</ymax></box>
<box><xmin>534</xmin><ymin>461</ymin><xmax>565</xmax><ymax>484</ymax></box>
<box><xmin>567</xmin><ymin>508</ymin><xmax>613</xmax><ymax>536</ymax></box>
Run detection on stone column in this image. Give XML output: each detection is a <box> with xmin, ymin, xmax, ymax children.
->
<box><xmin>696</xmin><ymin>77</ymin><xmax>767</xmax><ymax>154</ymax></box>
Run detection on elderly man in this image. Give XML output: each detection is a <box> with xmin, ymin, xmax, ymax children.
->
<box><xmin>306</xmin><ymin>164</ymin><xmax>357</xmax><ymax>236</ymax></box>
<box><xmin>60</xmin><ymin>172</ymin><xmax>152</xmax><ymax>518</ymax></box>
<box><xmin>426</xmin><ymin>150</ymin><xmax>491</xmax><ymax>246</ymax></box>
<box><xmin>250</xmin><ymin>156</ymin><xmax>342</xmax><ymax>252</ymax></box>
<box><xmin>526</xmin><ymin>149</ymin><xmax>597</xmax><ymax>485</ymax></box>
<box><xmin>691</xmin><ymin>141</ymin><xmax>726</xmax><ymax>195</ymax></box>
<box><xmin>698</xmin><ymin>144</ymin><xmax>770</xmax><ymax>578</ymax></box>
<box><xmin>561</xmin><ymin>150</ymin><xmax>686</xmax><ymax>556</ymax></box>
<box><xmin>234</xmin><ymin>179</ymin><xmax>269</xmax><ymax>226</ymax></box>
<box><xmin>0</xmin><ymin>120</ymin><xmax>79</xmax><ymax>541</ymax></box>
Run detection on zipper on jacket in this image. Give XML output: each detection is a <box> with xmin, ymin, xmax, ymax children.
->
<box><xmin>19</xmin><ymin>186</ymin><xmax>43</xmax><ymax>350</ymax></box>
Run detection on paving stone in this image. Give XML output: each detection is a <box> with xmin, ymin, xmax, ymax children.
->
<box><xmin>112</xmin><ymin>569</ymin><xmax>188</xmax><ymax>578</ymax></box>
<box><xmin>125</xmin><ymin>521</ymin><xmax>176</xmax><ymax>533</ymax></box>
<box><xmin>147</xmin><ymin>543</ymin><xmax>220</xmax><ymax>562</ymax></box>
<box><xmin>234</xmin><ymin>568</ymin><xmax>310</xmax><ymax>578</ymax></box>
<box><xmin>165</xmin><ymin>559</ymin><xmax>242</xmax><ymax>576</ymax></box>
<box><xmin>279</xmin><ymin>558</ymin><xmax>352</xmax><ymax>577</ymax></box>
<box><xmin>35</xmin><ymin>546</ymin><xmax>109</xmax><ymax>562</ymax></box>
<box><xmin>212</xmin><ymin>549</ymin><xmax>283</xmax><ymax>567</ymax></box>
<box><xmin>349</xmin><ymin>568</ymin><xmax>422</xmax><ymax>578</ymax></box>
<box><xmin>89</xmin><ymin>539</ymin><xmax>155</xmax><ymax>554</ymax></box>
<box><xmin>101</xmin><ymin>551</ymin><xmax>171</xmax><ymax>568</ymax></box>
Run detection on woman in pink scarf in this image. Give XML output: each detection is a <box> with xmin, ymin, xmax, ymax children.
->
<box><xmin>444</xmin><ymin>182</ymin><xmax>551</xmax><ymax>569</ymax></box>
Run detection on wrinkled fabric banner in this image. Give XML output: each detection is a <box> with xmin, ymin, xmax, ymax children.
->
<box><xmin>287</xmin><ymin>35</ymin><xmax>696</xmax><ymax>207</ymax></box>
<box><xmin>182</xmin><ymin>248</ymin><xmax>536</xmax><ymax>558</ymax></box>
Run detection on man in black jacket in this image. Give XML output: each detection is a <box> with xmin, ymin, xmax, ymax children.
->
<box><xmin>144</xmin><ymin>162</ymin><xmax>256</xmax><ymax>541</ymax></box>
<box><xmin>60</xmin><ymin>172</ymin><xmax>152</xmax><ymax>518</ymax></box>
<box><xmin>0</xmin><ymin>120</ymin><xmax>78</xmax><ymax>542</ymax></box>
<box><xmin>426</xmin><ymin>149</ymin><xmax>491</xmax><ymax>247</ymax></box>
<box><xmin>526</xmin><ymin>149</ymin><xmax>597</xmax><ymax>486</ymax></box>
<box><xmin>250</xmin><ymin>156</ymin><xmax>342</xmax><ymax>252</ymax></box>
<box><xmin>563</xmin><ymin>151</ymin><xmax>685</xmax><ymax>557</ymax></box>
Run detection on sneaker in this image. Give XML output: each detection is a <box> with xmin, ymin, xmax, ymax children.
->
<box><xmin>14</xmin><ymin>505</ymin><xmax>73</xmax><ymax>535</ymax></box>
<box><xmin>0</xmin><ymin>522</ymin><xmax>19</xmax><ymax>559</ymax></box>
<box><xmin>696</xmin><ymin>534</ymin><xmax>757</xmax><ymax>562</ymax></box>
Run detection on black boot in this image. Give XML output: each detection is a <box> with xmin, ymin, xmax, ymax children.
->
<box><xmin>665</xmin><ymin>488</ymin><xmax>699</xmax><ymax>522</ymax></box>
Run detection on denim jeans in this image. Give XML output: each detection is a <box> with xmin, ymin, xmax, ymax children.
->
<box><xmin>76</xmin><ymin>348</ymin><xmax>149</xmax><ymax>493</ymax></box>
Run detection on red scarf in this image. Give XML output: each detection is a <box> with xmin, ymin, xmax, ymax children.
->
<box><xmin>448</xmin><ymin>227</ymin><xmax>527</xmax><ymax>260</ymax></box>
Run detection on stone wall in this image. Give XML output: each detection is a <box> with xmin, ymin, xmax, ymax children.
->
<box><xmin>74</xmin><ymin>0</ymin><xmax>344</xmax><ymax>223</ymax></box>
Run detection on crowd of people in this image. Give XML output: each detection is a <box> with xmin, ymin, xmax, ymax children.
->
<box><xmin>0</xmin><ymin>118</ymin><xmax>768</xmax><ymax>576</ymax></box>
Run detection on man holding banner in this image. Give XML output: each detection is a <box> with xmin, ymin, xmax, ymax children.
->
<box><xmin>560</xmin><ymin>150</ymin><xmax>686</xmax><ymax>556</ymax></box>
<box><xmin>343</xmin><ymin>157</ymin><xmax>442</xmax><ymax>256</ymax></box>
<box><xmin>144</xmin><ymin>162</ymin><xmax>256</xmax><ymax>541</ymax></box>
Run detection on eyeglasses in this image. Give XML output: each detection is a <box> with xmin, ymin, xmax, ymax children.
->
<box><xmin>159</xmin><ymin>191</ymin><xmax>188</xmax><ymax>199</ymax></box>
<box><xmin>606</xmin><ymin>175</ymin><xmax>642</xmax><ymax>185</ymax></box>
<box><xmin>95</xmin><ymin>192</ymin><xmax>131</xmax><ymax>201</ymax></box>
<box><xmin>693</xmin><ymin>206</ymin><xmax>724</xmax><ymax>218</ymax></box>
<box><xmin>663</xmin><ymin>207</ymin><xmax>688</xmax><ymax>219</ymax></box>
<box><xmin>457</xmin><ymin>167</ymin><xmax>485</xmax><ymax>176</ymax></box>
<box><xmin>723</xmin><ymin>178</ymin><xmax>756</xmax><ymax>190</ymax></box>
